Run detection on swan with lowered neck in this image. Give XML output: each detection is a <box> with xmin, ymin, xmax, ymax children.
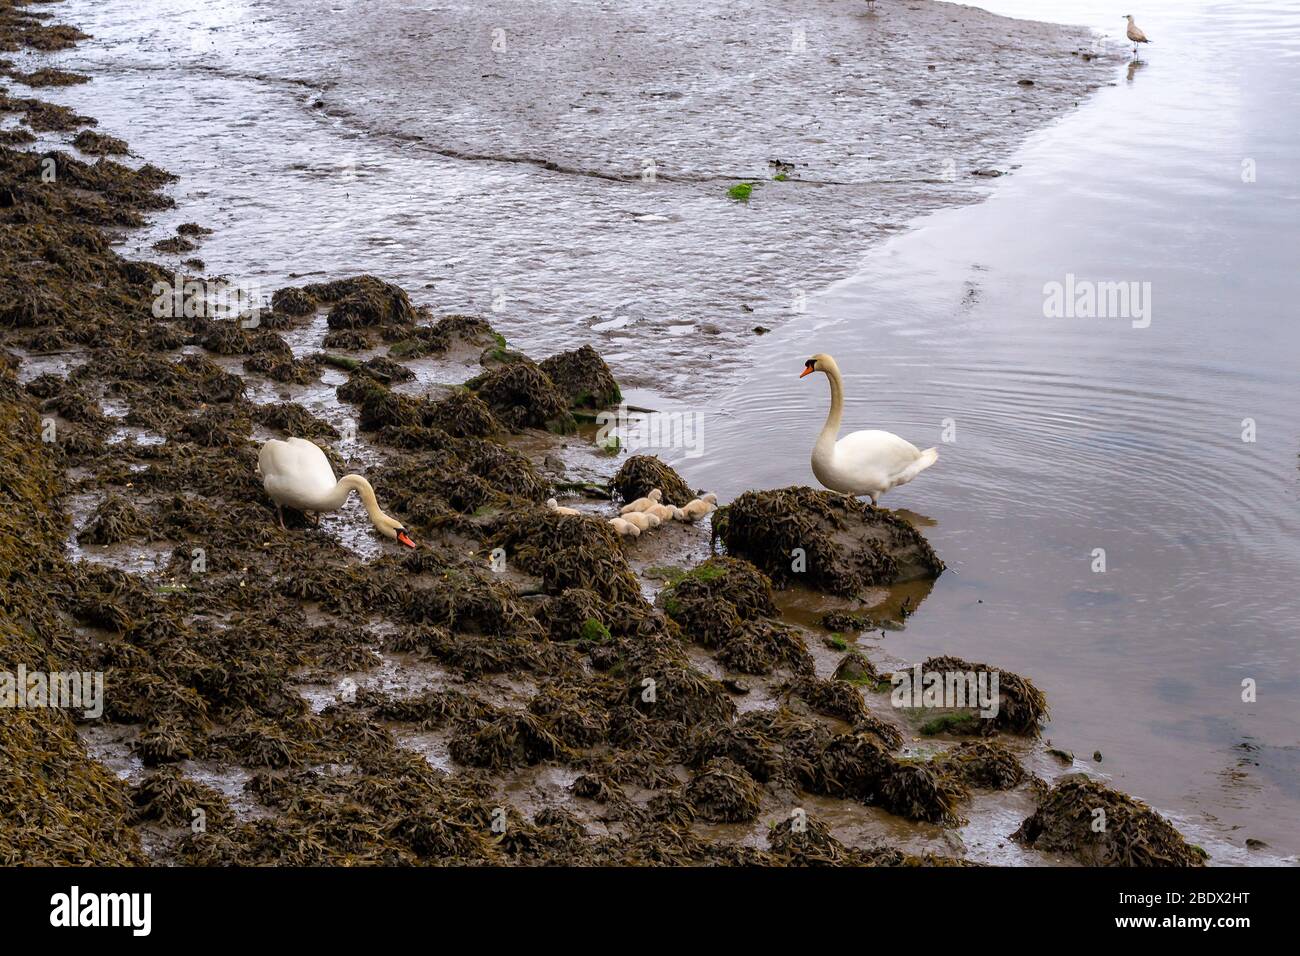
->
<box><xmin>801</xmin><ymin>353</ymin><xmax>937</xmax><ymax>506</ymax></box>
<box><xmin>257</xmin><ymin>437</ymin><xmax>416</xmax><ymax>547</ymax></box>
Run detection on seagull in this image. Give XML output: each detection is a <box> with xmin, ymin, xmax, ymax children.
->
<box><xmin>1124</xmin><ymin>15</ymin><xmax>1151</xmax><ymax>58</ymax></box>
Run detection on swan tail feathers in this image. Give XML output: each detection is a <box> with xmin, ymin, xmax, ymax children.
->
<box><xmin>900</xmin><ymin>447</ymin><xmax>939</xmax><ymax>482</ymax></box>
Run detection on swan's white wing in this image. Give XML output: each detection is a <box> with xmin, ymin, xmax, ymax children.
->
<box><xmin>835</xmin><ymin>429</ymin><xmax>923</xmax><ymax>482</ymax></box>
<box><xmin>259</xmin><ymin>438</ymin><xmax>337</xmax><ymax>506</ymax></box>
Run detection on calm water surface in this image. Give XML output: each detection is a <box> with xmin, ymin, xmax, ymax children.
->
<box><xmin>682</xmin><ymin>0</ymin><xmax>1300</xmax><ymax>860</ymax></box>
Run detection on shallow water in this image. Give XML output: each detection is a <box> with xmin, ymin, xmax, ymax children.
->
<box><xmin>20</xmin><ymin>0</ymin><xmax>1108</xmax><ymax>395</ymax></box>
<box><xmin>15</xmin><ymin>0</ymin><xmax>1298</xmax><ymax>861</ymax></box>
<box><xmin>684</xmin><ymin>0</ymin><xmax>1300</xmax><ymax>861</ymax></box>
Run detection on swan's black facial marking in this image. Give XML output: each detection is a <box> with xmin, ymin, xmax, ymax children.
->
<box><xmin>805</xmin><ymin>358</ymin><xmax>817</xmax><ymax>371</ymax></box>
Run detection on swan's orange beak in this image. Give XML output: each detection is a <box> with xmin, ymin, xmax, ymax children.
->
<box><xmin>396</xmin><ymin>530</ymin><xmax>416</xmax><ymax>548</ymax></box>
<box><xmin>799</xmin><ymin>366</ymin><xmax>814</xmax><ymax>378</ymax></box>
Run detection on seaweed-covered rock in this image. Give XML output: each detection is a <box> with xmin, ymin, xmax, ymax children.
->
<box><xmin>822</xmin><ymin>610</ymin><xmax>871</xmax><ymax>632</ymax></box>
<box><xmin>611</xmin><ymin>454</ymin><xmax>693</xmax><ymax>506</ymax></box>
<box><xmin>251</xmin><ymin>402</ymin><xmax>339</xmax><ymax>441</ymax></box>
<box><xmin>388</xmin><ymin>314</ymin><xmax>498</xmax><ymax>358</ymax></box>
<box><xmin>659</xmin><ymin>556</ymin><xmax>776</xmax><ymax>638</ymax></box>
<box><xmin>322</xmin><ymin>327</ymin><xmax>373</xmax><ymax>350</ymax></box>
<box><xmin>571</xmin><ymin>773</ymin><xmax>624</xmax><ymax>803</ymax></box>
<box><xmin>717</xmin><ymin>486</ymin><xmax>943</xmax><ymax>594</ymax></box>
<box><xmin>539</xmin><ymin>344</ymin><xmax>621</xmax><ymax>409</ymax></box>
<box><xmin>303</xmin><ymin>275</ymin><xmax>416</xmax><ymax>330</ymax></box>
<box><xmin>768</xmin><ymin>813</ymin><xmax>856</xmax><ymax>866</ymax></box>
<box><xmin>399</xmin><ymin>575</ymin><xmax>544</xmax><ymax>642</ymax></box>
<box><xmin>528</xmin><ymin>681</ymin><xmax>609</xmax><ymax>750</ymax></box>
<box><xmin>781</xmin><ymin>675</ymin><xmax>870</xmax><ymax>724</ymax></box>
<box><xmin>494</xmin><ymin>511</ymin><xmax>641</xmax><ymax>605</ymax></box>
<box><xmin>716</xmin><ymin>621</ymin><xmax>813</xmax><ymax>676</ymax></box>
<box><xmin>659</xmin><ymin>557</ymin><xmax>812</xmax><ymax>675</ymax></box>
<box><xmin>920</xmin><ymin>655</ymin><xmax>1048</xmax><ymax>736</ymax></box>
<box><xmin>685</xmin><ymin>758</ymin><xmax>763</xmax><ymax>823</ymax></box>
<box><xmin>849</xmin><ymin>713</ymin><xmax>907</xmax><ymax>751</ymax></box>
<box><xmin>426</xmin><ymin>389</ymin><xmax>500</xmax><ymax>438</ymax></box>
<box><xmin>72</xmin><ymin>129</ymin><xmax>128</xmax><ymax>155</ymax></box>
<box><xmin>806</xmin><ymin>732</ymin><xmax>962</xmax><ymax>825</ymax></box>
<box><xmin>78</xmin><ymin>494</ymin><xmax>149</xmax><ymax>544</ymax></box>
<box><xmin>270</xmin><ymin>286</ymin><xmax>316</xmax><ymax>315</ymax></box>
<box><xmin>932</xmin><ymin>741</ymin><xmax>1026</xmax><ymax>790</ymax></box>
<box><xmin>466</xmin><ymin>361</ymin><xmax>573</xmax><ymax>432</ymax></box>
<box><xmin>448</xmin><ymin>712</ymin><xmax>565</xmax><ymax>770</ymax></box>
<box><xmin>131</xmin><ymin>767</ymin><xmax>233</xmax><ymax>829</ymax></box>
<box><xmin>1012</xmin><ymin>777</ymin><xmax>1206</xmax><ymax>866</ymax></box>
<box><xmin>832</xmin><ymin>650</ymin><xmax>883</xmax><ymax>686</ymax></box>
<box><xmin>536</xmin><ymin>588</ymin><xmax>610</xmax><ymax>644</ymax></box>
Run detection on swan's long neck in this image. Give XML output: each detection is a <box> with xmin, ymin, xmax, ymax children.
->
<box><xmin>817</xmin><ymin>361</ymin><xmax>845</xmax><ymax>454</ymax></box>
<box><xmin>328</xmin><ymin>474</ymin><xmax>397</xmax><ymax>532</ymax></box>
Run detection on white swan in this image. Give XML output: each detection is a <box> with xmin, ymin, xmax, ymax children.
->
<box><xmin>800</xmin><ymin>353</ymin><xmax>937</xmax><ymax>506</ymax></box>
<box><xmin>257</xmin><ymin>437</ymin><xmax>415</xmax><ymax>547</ymax></box>
<box><xmin>547</xmin><ymin>497</ymin><xmax>581</xmax><ymax>516</ymax></box>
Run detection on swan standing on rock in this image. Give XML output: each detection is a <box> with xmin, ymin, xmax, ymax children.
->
<box><xmin>800</xmin><ymin>354</ymin><xmax>937</xmax><ymax>506</ymax></box>
<box><xmin>257</xmin><ymin>437</ymin><xmax>416</xmax><ymax>547</ymax></box>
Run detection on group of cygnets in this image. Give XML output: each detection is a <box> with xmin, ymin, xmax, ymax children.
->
<box><xmin>547</xmin><ymin>488</ymin><xmax>718</xmax><ymax>537</ymax></box>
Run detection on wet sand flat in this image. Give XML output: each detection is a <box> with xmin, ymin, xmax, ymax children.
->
<box><xmin>29</xmin><ymin>0</ymin><xmax>1115</xmax><ymax>395</ymax></box>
